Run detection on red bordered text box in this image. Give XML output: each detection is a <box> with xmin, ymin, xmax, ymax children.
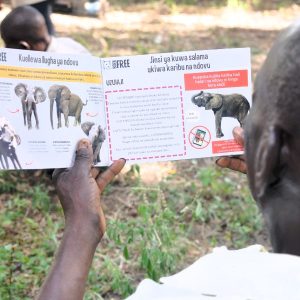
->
<box><xmin>184</xmin><ymin>70</ymin><xmax>248</xmax><ymax>91</ymax></box>
<box><xmin>105</xmin><ymin>86</ymin><xmax>186</xmax><ymax>161</ymax></box>
<box><xmin>212</xmin><ymin>139</ymin><xmax>244</xmax><ymax>154</ymax></box>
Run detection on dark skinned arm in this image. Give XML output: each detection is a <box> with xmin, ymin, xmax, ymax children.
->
<box><xmin>37</xmin><ymin>139</ymin><xmax>125</xmax><ymax>300</ymax></box>
<box><xmin>216</xmin><ymin>126</ymin><xmax>247</xmax><ymax>174</ymax></box>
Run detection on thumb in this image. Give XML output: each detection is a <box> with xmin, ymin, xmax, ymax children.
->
<box><xmin>73</xmin><ymin>139</ymin><xmax>93</xmax><ymax>173</ymax></box>
<box><xmin>233</xmin><ymin>126</ymin><xmax>245</xmax><ymax>147</ymax></box>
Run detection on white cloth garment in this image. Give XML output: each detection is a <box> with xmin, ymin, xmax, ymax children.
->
<box><xmin>47</xmin><ymin>36</ymin><xmax>90</xmax><ymax>55</ymax></box>
<box><xmin>126</xmin><ymin>245</ymin><xmax>300</xmax><ymax>300</ymax></box>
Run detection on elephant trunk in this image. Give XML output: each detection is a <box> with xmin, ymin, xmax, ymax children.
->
<box><xmin>50</xmin><ymin>98</ymin><xmax>54</xmax><ymax>129</ymax></box>
<box><xmin>191</xmin><ymin>94</ymin><xmax>197</xmax><ymax>105</ymax></box>
<box><xmin>191</xmin><ymin>93</ymin><xmax>204</xmax><ymax>107</ymax></box>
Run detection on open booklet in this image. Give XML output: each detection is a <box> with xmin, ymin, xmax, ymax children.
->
<box><xmin>0</xmin><ymin>47</ymin><xmax>251</xmax><ymax>169</ymax></box>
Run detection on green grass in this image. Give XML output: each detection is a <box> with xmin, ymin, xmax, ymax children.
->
<box><xmin>0</xmin><ymin>163</ymin><xmax>266</xmax><ymax>299</ymax></box>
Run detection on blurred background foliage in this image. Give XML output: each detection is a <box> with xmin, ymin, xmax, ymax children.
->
<box><xmin>0</xmin><ymin>163</ymin><xmax>267</xmax><ymax>299</ymax></box>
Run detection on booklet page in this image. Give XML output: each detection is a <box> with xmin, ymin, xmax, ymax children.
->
<box><xmin>0</xmin><ymin>48</ymin><xmax>108</xmax><ymax>169</ymax></box>
<box><xmin>101</xmin><ymin>48</ymin><xmax>251</xmax><ymax>164</ymax></box>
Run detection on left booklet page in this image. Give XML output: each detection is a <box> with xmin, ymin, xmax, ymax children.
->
<box><xmin>0</xmin><ymin>48</ymin><xmax>109</xmax><ymax>169</ymax></box>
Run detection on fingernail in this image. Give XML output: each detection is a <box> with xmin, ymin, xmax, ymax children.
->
<box><xmin>77</xmin><ymin>139</ymin><xmax>91</xmax><ymax>150</ymax></box>
<box><xmin>234</xmin><ymin>126</ymin><xmax>243</xmax><ymax>134</ymax></box>
<box><xmin>215</xmin><ymin>157</ymin><xmax>228</xmax><ymax>168</ymax></box>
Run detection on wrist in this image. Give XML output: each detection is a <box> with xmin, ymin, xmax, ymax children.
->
<box><xmin>64</xmin><ymin>216</ymin><xmax>103</xmax><ymax>245</ymax></box>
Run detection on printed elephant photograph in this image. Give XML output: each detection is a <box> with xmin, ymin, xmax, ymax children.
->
<box><xmin>191</xmin><ymin>91</ymin><xmax>250</xmax><ymax>138</ymax></box>
<box><xmin>81</xmin><ymin>121</ymin><xmax>106</xmax><ymax>164</ymax></box>
<box><xmin>14</xmin><ymin>83</ymin><xmax>46</xmax><ymax>130</ymax></box>
<box><xmin>0</xmin><ymin>116</ymin><xmax>22</xmax><ymax>169</ymax></box>
<box><xmin>48</xmin><ymin>85</ymin><xmax>87</xmax><ymax>129</ymax></box>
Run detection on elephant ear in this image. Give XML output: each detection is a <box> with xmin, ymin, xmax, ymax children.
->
<box><xmin>81</xmin><ymin>121</ymin><xmax>95</xmax><ymax>136</ymax></box>
<box><xmin>48</xmin><ymin>85</ymin><xmax>61</xmax><ymax>100</ymax></box>
<box><xmin>99</xmin><ymin>126</ymin><xmax>106</xmax><ymax>141</ymax></box>
<box><xmin>60</xmin><ymin>86</ymin><xmax>71</xmax><ymax>100</ymax></box>
<box><xmin>14</xmin><ymin>134</ymin><xmax>21</xmax><ymax>145</ymax></box>
<box><xmin>205</xmin><ymin>94</ymin><xmax>223</xmax><ymax>110</ymax></box>
<box><xmin>14</xmin><ymin>83</ymin><xmax>27</xmax><ymax>98</ymax></box>
<box><xmin>34</xmin><ymin>88</ymin><xmax>46</xmax><ymax>103</ymax></box>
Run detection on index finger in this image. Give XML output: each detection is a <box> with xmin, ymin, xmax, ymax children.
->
<box><xmin>216</xmin><ymin>156</ymin><xmax>247</xmax><ymax>174</ymax></box>
<box><xmin>95</xmin><ymin>159</ymin><xmax>126</xmax><ymax>191</ymax></box>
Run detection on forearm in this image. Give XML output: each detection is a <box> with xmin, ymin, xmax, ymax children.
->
<box><xmin>39</xmin><ymin>141</ymin><xmax>125</xmax><ymax>299</ymax></box>
<box><xmin>37</xmin><ymin>220</ymin><xmax>100</xmax><ymax>300</ymax></box>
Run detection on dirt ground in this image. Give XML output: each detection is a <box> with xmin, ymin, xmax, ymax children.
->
<box><xmin>52</xmin><ymin>3</ymin><xmax>300</xmax><ymax>77</ymax></box>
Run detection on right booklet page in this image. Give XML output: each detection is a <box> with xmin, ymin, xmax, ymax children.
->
<box><xmin>101</xmin><ymin>48</ymin><xmax>251</xmax><ymax>164</ymax></box>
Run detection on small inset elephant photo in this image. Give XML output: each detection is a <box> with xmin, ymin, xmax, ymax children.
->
<box><xmin>48</xmin><ymin>85</ymin><xmax>87</xmax><ymax>129</ymax></box>
<box><xmin>0</xmin><ymin>116</ymin><xmax>22</xmax><ymax>169</ymax></box>
<box><xmin>81</xmin><ymin>121</ymin><xmax>106</xmax><ymax>165</ymax></box>
<box><xmin>191</xmin><ymin>91</ymin><xmax>250</xmax><ymax>138</ymax></box>
<box><xmin>14</xmin><ymin>83</ymin><xmax>46</xmax><ymax>130</ymax></box>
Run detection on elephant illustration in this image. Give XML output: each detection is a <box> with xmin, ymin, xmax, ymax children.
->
<box><xmin>81</xmin><ymin>121</ymin><xmax>106</xmax><ymax>164</ymax></box>
<box><xmin>14</xmin><ymin>83</ymin><xmax>46</xmax><ymax>130</ymax></box>
<box><xmin>0</xmin><ymin>119</ymin><xmax>22</xmax><ymax>169</ymax></box>
<box><xmin>191</xmin><ymin>91</ymin><xmax>250</xmax><ymax>138</ymax></box>
<box><xmin>48</xmin><ymin>85</ymin><xmax>87</xmax><ymax>129</ymax></box>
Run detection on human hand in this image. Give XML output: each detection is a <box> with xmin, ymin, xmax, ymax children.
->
<box><xmin>38</xmin><ymin>139</ymin><xmax>125</xmax><ymax>300</ymax></box>
<box><xmin>52</xmin><ymin>139</ymin><xmax>125</xmax><ymax>242</ymax></box>
<box><xmin>215</xmin><ymin>127</ymin><xmax>247</xmax><ymax>174</ymax></box>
